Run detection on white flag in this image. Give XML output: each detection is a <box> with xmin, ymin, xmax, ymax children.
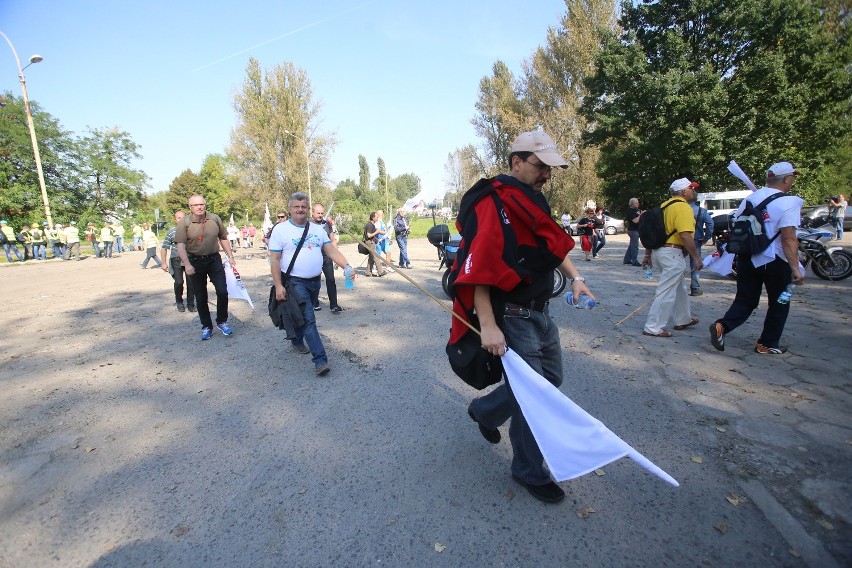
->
<box><xmin>727</xmin><ymin>160</ymin><xmax>758</xmax><ymax>192</ymax></box>
<box><xmin>502</xmin><ymin>349</ymin><xmax>679</xmax><ymax>487</ymax></box>
<box><xmin>262</xmin><ymin>204</ymin><xmax>272</xmax><ymax>234</ymax></box>
<box><xmin>222</xmin><ymin>257</ymin><xmax>254</xmax><ymax>309</ymax></box>
<box><xmin>702</xmin><ymin>250</ymin><xmax>735</xmax><ymax>276</ymax></box>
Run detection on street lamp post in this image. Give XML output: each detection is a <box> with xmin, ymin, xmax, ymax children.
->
<box><xmin>283</xmin><ymin>130</ymin><xmax>311</xmax><ymax>206</ymax></box>
<box><xmin>1</xmin><ymin>31</ymin><xmax>52</xmax><ymax>227</ymax></box>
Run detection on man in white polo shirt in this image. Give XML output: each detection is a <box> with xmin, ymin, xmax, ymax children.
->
<box><xmin>268</xmin><ymin>192</ymin><xmax>355</xmax><ymax>376</ymax></box>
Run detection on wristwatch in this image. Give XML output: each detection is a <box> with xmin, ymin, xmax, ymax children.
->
<box><xmin>569</xmin><ymin>276</ymin><xmax>585</xmax><ymax>283</ymax></box>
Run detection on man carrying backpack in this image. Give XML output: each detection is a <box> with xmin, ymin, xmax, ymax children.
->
<box><xmin>709</xmin><ymin>162</ymin><xmax>804</xmax><ymax>354</ymax></box>
<box><xmin>642</xmin><ymin>178</ymin><xmax>703</xmax><ymax>337</ymax></box>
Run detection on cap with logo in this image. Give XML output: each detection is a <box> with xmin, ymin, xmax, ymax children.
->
<box><xmin>669</xmin><ymin>178</ymin><xmax>699</xmax><ymax>192</ymax></box>
<box><xmin>510</xmin><ymin>131</ymin><xmax>569</xmax><ymax>168</ymax></box>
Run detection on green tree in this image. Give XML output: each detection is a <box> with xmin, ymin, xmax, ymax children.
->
<box><xmin>358</xmin><ymin>154</ymin><xmax>370</xmax><ymax>197</ymax></box>
<box><xmin>390</xmin><ymin>173</ymin><xmax>421</xmax><ymax>202</ymax></box>
<box><xmin>73</xmin><ymin>126</ymin><xmax>148</xmax><ymax>221</ymax></box>
<box><xmin>582</xmin><ymin>0</ymin><xmax>852</xmax><ymax>209</ymax></box>
<box><xmin>471</xmin><ymin>61</ymin><xmax>532</xmax><ymax>171</ymax></box>
<box><xmin>164</xmin><ymin>169</ymin><xmax>202</xmax><ymax>214</ymax></box>
<box><xmin>376</xmin><ymin>157</ymin><xmax>387</xmax><ymax>193</ymax></box>
<box><xmin>443</xmin><ymin>144</ymin><xmax>488</xmax><ymax>211</ymax></box>
<box><xmin>228</xmin><ymin>58</ymin><xmax>335</xmax><ymax>212</ymax></box>
<box><xmin>0</xmin><ymin>92</ymin><xmax>80</xmax><ymax>225</ymax></box>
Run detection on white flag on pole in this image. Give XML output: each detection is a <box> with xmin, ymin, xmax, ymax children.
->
<box><xmin>262</xmin><ymin>204</ymin><xmax>272</xmax><ymax>234</ymax></box>
<box><xmin>727</xmin><ymin>160</ymin><xmax>758</xmax><ymax>192</ymax></box>
<box><xmin>702</xmin><ymin>250</ymin><xmax>735</xmax><ymax>276</ymax></box>
<box><xmin>502</xmin><ymin>349</ymin><xmax>679</xmax><ymax>487</ymax></box>
<box><xmin>229</xmin><ymin>213</ymin><xmax>235</xmax><ymax>225</ymax></box>
<box><xmin>222</xmin><ymin>257</ymin><xmax>254</xmax><ymax>309</ymax></box>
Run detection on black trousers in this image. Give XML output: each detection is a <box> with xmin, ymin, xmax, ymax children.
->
<box><xmin>170</xmin><ymin>256</ymin><xmax>196</xmax><ymax>306</ymax></box>
<box><xmin>320</xmin><ymin>255</ymin><xmax>339</xmax><ymax>308</ymax></box>
<box><xmin>188</xmin><ymin>254</ymin><xmax>228</xmax><ymax>328</ymax></box>
<box><xmin>718</xmin><ymin>256</ymin><xmax>792</xmax><ymax>348</ymax></box>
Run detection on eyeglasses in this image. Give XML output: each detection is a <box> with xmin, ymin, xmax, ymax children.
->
<box><xmin>189</xmin><ymin>203</ymin><xmax>205</xmax><ymax>207</ymax></box>
<box><xmin>522</xmin><ymin>157</ymin><xmax>552</xmax><ymax>174</ymax></box>
<box><xmin>277</xmin><ymin>215</ymin><xmax>287</xmax><ymax>219</ymax></box>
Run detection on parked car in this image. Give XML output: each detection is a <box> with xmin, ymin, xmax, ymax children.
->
<box><xmin>801</xmin><ymin>205</ymin><xmax>851</xmax><ymax>231</ymax></box>
<box><xmin>567</xmin><ymin>216</ymin><xmax>624</xmax><ymax>236</ymax></box>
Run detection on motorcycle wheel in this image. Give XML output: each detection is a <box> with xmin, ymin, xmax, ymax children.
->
<box><xmin>442</xmin><ymin>268</ymin><xmax>452</xmax><ymax>298</ymax></box>
<box><xmin>812</xmin><ymin>249</ymin><xmax>852</xmax><ymax>281</ymax></box>
<box><xmin>551</xmin><ymin>269</ymin><xmax>567</xmax><ymax>298</ymax></box>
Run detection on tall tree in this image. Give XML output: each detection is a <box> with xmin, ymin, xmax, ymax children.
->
<box><xmin>164</xmin><ymin>169</ymin><xmax>202</xmax><ymax>214</ymax></box>
<box><xmin>229</xmin><ymin>58</ymin><xmax>334</xmax><ymax>213</ymax></box>
<box><xmin>376</xmin><ymin>157</ymin><xmax>387</xmax><ymax>194</ymax></box>
<box><xmin>443</xmin><ymin>144</ymin><xmax>488</xmax><ymax>210</ymax></box>
<box><xmin>73</xmin><ymin>126</ymin><xmax>148</xmax><ymax>220</ymax></box>
<box><xmin>358</xmin><ymin>154</ymin><xmax>370</xmax><ymax>197</ymax></box>
<box><xmin>471</xmin><ymin>61</ymin><xmax>533</xmax><ymax>171</ymax></box>
<box><xmin>582</xmin><ymin>0</ymin><xmax>852</xmax><ymax>208</ymax></box>
<box><xmin>525</xmin><ymin>0</ymin><xmax>617</xmax><ymax>214</ymax></box>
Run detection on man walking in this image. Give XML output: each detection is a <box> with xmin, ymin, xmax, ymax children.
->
<box><xmin>1</xmin><ymin>220</ymin><xmax>24</xmax><ymax>262</ymax></box>
<box><xmin>452</xmin><ymin>130</ymin><xmax>594</xmax><ymax>504</ymax></box>
<box><xmin>176</xmin><ymin>194</ymin><xmax>237</xmax><ymax>340</ymax></box>
<box><xmin>311</xmin><ymin>203</ymin><xmax>344</xmax><ymax>313</ymax></box>
<box><xmin>269</xmin><ymin>192</ymin><xmax>355</xmax><ymax>376</ymax></box>
<box><xmin>140</xmin><ymin>223</ymin><xmax>162</xmax><ymax>269</ymax></box>
<box><xmin>393</xmin><ymin>207</ymin><xmax>413</xmax><ymax>269</ymax></box>
<box><xmin>642</xmin><ymin>178</ymin><xmax>703</xmax><ymax>337</ymax></box>
<box><xmin>161</xmin><ymin>210</ymin><xmax>196</xmax><ymax>313</ymax></box>
<box><xmin>829</xmin><ymin>194</ymin><xmax>846</xmax><ymax>240</ymax></box>
<box><xmin>63</xmin><ymin>222</ymin><xmax>81</xmax><ymax>261</ymax></box>
<box><xmin>623</xmin><ymin>198</ymin><xmax>642</xmax><ymax>266</ymax></box>
<box><xmin>710</xmin><ymin>162</ymin><xmax>804</xmax><ymax>354</ymax></box>
<box><xmin>689</xmin><ymin>193</ymin><xmax>714</xmax><ymax>296</ymax></box>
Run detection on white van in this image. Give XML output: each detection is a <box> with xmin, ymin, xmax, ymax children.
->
<box><xmin>696</xmin><ymin>189</ymin><xmax>753</xmax><ymax>218</ymax></box>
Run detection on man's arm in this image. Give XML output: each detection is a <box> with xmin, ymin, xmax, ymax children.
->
<box><xmin>270</xmin><ymin>251</ymin><xmax>287</xmax><ymax>301</ymax></box>
<box><xmin>177</xmin><ymin>243</ymin><xmax>194</xmax><ymax>276</ymax></box>
<box><xmin>322</xmin><ymin>243</ymin><xmax>355</xmax><ymax>280</ymax></box>
<box><xmin>680</xmin><ymin>231</ymin><xmax>703</xmax><ymax>269</ymax></box>
<box><xmin>160</xmin><ymin>248</ymin><xmax>169</xmax><ymax>271</ymax></box>
<box><xmin>779</xmin><ymin>226</ymin><xmax>804</xmax><ymax>285</ymax></box>
<box><xmin>557</xmin><ymin>256</ymin><xmax>594</xmax><ymax>300</ymax></box>
<box><xmin>474</xmin><ymin>285</ymin><xmax>505</xmax><ymax>356</ymax></box>
<box><xmin>219</xmin><ymin>237</ymin><xmax>236</xmax><ymax>267</ymax></box>
<box><xmin>703</xmin><ymin>212</ymin><xmax>714</xmax><ymax>245</ymax></box>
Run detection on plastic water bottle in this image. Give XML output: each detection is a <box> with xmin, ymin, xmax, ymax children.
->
<box><xmin>777</xmin><ymin>284</ymin><xmax>795</xmax><ymax>304</ymax></box>
<box><xmin>565</xmin><ymin>292</ymin><xmax>597</xmax><ymax>309</ymax></box>
<box><xmin>344</xmin><ymin>265</ymin><xmax>354</xmax><ymax>289</ymax></box>
<box><xmin>643</xmin><ymin>265</ymin><xmax>653</xmax><ymax>280</ymax></box>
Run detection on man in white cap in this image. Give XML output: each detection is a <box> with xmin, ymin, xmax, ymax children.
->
<box><xmin>710</xmin><ymin>162</ymin><xmax>804</xmax><ymax>354</ymax></box>
<box><xmin>642</xmin><ymin>177</ymin><xmax>703</xmax><ymax>337</ymax></box>
<box><xmin>451</xmin><ymin>130</ymin><xmax>594</xmax><ymax>504</ymax></box>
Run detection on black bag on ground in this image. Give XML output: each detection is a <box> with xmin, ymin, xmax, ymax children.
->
<box><xmin>445</xmin><ymin>316</ymin><xmax>504</xmax><ymax>390</ymax></box>
<box><xmin>725</xmin><ymin>193</ymin><xmax>788</xmax><ymax>255</ymax></box>
<box><xmin>638</xmin><ymin>202</ymin><xmax>676</xmax><ymax>249</ymax></box>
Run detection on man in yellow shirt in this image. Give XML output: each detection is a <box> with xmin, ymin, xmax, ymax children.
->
<box><xmin>63</xmin><ymin>221</ymin><xmax>82</xmax><ymax>261</ymax></box>
<box><xmin>1</xmin><ymin>220</ymin><xmax>24</xmax><ymax>262</ymax></box>
<box><xmin>140</xmin><ymin>222</ymin><xmax>162</xmax><ymax>269</ymax></box>
<box><xmin>642</xmin><ymin>178</ymin><xmax>703</xmax><ymax>337</ymax></box>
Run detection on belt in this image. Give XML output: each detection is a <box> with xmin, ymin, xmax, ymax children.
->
<box><xmin>505</xmin><ymin>299</ymin><xmax>549</xmax><ymax>315</ymax></box>
<box><xmin>290</xmin><ymin>275</ymin><xmax>322</xmax><ymax>282</ymax></box>
<box><xmin>660</xmin><ymin>243</ymin><xmax>688</xmax><ymax>256</ymax></box>
<box><xmin>188</xmin><ymin>253</ymin><xmax>220</xmax><ymax>260</ymax></box>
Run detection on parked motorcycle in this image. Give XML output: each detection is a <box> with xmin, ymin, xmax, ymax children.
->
<box><xmin>713</xmin><ymin>224</ymin><xmax>852</xmax><ymax>281</ymax></box>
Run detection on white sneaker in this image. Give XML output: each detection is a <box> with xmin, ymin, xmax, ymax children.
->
<box><xmin>386</xmin><ymin>267</ymin><xmax>395</xmax><ymax>273</ymax></box>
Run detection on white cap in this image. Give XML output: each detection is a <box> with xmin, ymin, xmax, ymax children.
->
<box><xmin>766</xmin><ymin>162</ymin><xmax>799</xmax><ymax>178</ymax></box>
<box><xmin>510</xmin><ymin>131</ymin><xmax>569</xmax><ymax>168</ymax></box>
<box><xmin>669</xmin><ymin>177</ymin><xmax>699</xmax><ymax>193</ymax></box>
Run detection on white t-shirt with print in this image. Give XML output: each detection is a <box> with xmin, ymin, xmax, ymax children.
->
<box><xmin>268</xmin><ymin>220</ymin><xmax>330</xmax><ymax>278</ymax></box>
<box><xmin>734</xmin><ymin>187</ymin><xmax>803</xmax><ymax>268</ymax></box>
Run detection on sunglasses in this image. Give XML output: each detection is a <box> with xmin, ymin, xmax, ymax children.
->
<box><xmin>277</xmin><ymin>215</ymin><xmax>287</xmax><ymax>219</ymax></box>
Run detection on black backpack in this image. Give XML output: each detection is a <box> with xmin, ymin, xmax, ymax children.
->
<box><xmin>725</xmin><ymin>193</ymin><xmax>788</xmax><ymax>255</ymax></box>
<box><xmin>638</xmin><ymin>201</ymin><xmax>677</xmax><ymax>249</ymax></box>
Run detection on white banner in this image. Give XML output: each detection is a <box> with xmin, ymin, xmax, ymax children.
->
<box><xmin>222</xmin><ymin>257</ymin><xmax>254</xmax><ymax>309</ymax></box>
<box><xmin>502</xmin><ymin>349</ymin><xmax>679</xmax><ymax>487</ymax></box>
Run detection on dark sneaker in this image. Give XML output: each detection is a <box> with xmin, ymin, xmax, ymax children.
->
<box><xmin>176</xmin><ymin>302</ymin><xmax>186</xmax><ymax>312</ymax></box>
<box><xmin>512</xmin><ymin>475</ymin><xmax>565</xmax><ymax>504</ymax></box>
<box><xmin>187</xmin><ymin>304</ymin><xmax>197</xmax><ymax>312</ymax></box>
<box><xmin>293</xmin><ymin>343</ymin><xmax>310</xmax><ymax>355</ymax></box>
<box><xmin>689</xmin><ymin>290</ymin><xmax>703</xmax><ymax>296</ymax></box>
<box><xmin>316</xmin><ymin>365</ymin><xmax>331</xmax><ymax>376</ymax></box>
<box><xmin>200</xmin><ymin>327</ymin><xmax>213</xmax><ymax>341</ymax></box>
<box><xmin>330</xmin><ymin>306</ymin><xmax>343</xmax><ymax>313</ymax></box>
<box><xmin>313</xmin><ymin>305</ymin><xmax>322</xmax><ymax>311</ymax></box>
<box><xmin>468</xmin><ymin>407</ymin><xmax>500</xmax><ymax>444</ymax></box>
<box><xmin>754</xmin><ymin>343</ymin><xmax>788</xmax><ymax>354</ymax></box>
<box><xmin>216</xmin><ymin>322</ymin><xmax>233</xmax><ymax>336</ymax></box>
<box><xmin>709</xmin><ymin>322</ymin><xmax>725</xmax><ymax>351</ymax></box>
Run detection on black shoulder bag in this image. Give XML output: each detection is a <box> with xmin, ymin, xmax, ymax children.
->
<box><xmin>268</xmin><ymin>223</ymin><xmax>310</xmax><ymax>331</ymax></box>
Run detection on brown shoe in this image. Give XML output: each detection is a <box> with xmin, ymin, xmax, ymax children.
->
<box><xmin>315</xmin><ymin>365</ymin><xmax>330</xmax><ymax>376</ymax></box>
<box><xmin>642</xmin><ymin>329</ymin><xmax>672</xmax><ymax>337</ymax></box>
<box><xmin>674</xmin><ymin>318</ymin><xmax>700</xmax><ymax>330</ymax></box>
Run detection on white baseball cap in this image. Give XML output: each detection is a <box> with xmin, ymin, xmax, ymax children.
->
<box><xmin>669</xmin><ymin>178</ymin><xmax>699</xmax><ymax>193</ymax></box>
<box><xmin>766</xmin><ymin>162</ymin><xmax>799</xmax><ymax>177</ymax></box>
<box><xmin>510</xmin><ymin>131</ymin><xmax>569</xmax><ymax>168</ymax></box>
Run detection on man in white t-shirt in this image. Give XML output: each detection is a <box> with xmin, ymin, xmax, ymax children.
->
<box><xmin>560</xmin><ymin>212</ymin><xmax>572</xmax><ymax>233</ymax></box>
<box><xmin>709</xmin><ymin>161</ymin><xmax>804</xmax><ymax>355</ymax></box>
<box><xmin>268</xmin><ymin>192</ymin><xmax>355</xmax><ymax>376</ymax></box>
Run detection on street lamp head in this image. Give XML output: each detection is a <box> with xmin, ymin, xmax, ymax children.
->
<box><xmin>29</xmin><ymin>55</ymin><xmax>43</xmax><ymax>64</ymax></box>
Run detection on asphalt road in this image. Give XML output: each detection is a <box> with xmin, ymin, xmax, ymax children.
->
<box><xmin>0</xmin><ymin>234</ymin><xmax>848</xmax><ymax>567</ymax></box>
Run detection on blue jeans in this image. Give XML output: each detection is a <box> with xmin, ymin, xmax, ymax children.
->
<box><xmin>623</xmin><ymin>230</ymin><xmax>639</xmax><ymax>264</ymax></box>
<box><xmin>592</xmin><ymin>233</ymin><xmax>606</xmax><ymax>256</ymax></box>
<box><xmin>690</xmin><ymin>242</ymin><xmax>703</xmax><ymax>292</ymax></box>
<box><xmin>4</xmin><ymin>243</ymin><xmax>23</xmax><ymax>262</ymax></box>
<box><xmin>469</xmin><ymin>304</ymin><xmax>562</xmax><ymax>485</ymax></box>
<box><xmin>32</xmin><ymin>243</ymin><xmax>46</xmax><ymax>260</ymax></box>
<box><xmin>114</xmin><ymin>236</ymin><xmax>124</xmax><ymax>253</ymax></box>
<box><xmin>287</xmin><ymin>276</ymin><xmax>327</xmax><ymax>366</ymax></box>
<box><xmin>836</xmin><ymin>217</ymin><xmax>844</xmax><ymax>240</ymax></box>
<box><xmin>396</xmin><ymin>235</ymin><xmax>410</xmax><ymax>266</ymax></box>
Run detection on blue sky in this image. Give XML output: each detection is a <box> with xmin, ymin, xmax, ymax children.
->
<box><xmin>1</xmin><ymin>0</ymin><xmax>567</xmax><ymax>202</ymax></box>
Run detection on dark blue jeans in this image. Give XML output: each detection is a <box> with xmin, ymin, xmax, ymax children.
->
<box><xmin>396</xmin><ymin>235</ymin><xmax>410</xmax><ymax>266</ymax></box>
<box><xmin>188</xmin><ymin>254</ymin><xmax>228</xmax><ymax>328</ymax></box>
<box><xmin>592</xmin><ymin>233</ymin><xmax>606</xmax><ymax>256</ymax></box>
<box><xmin>623</xmin><ymin>230</ymin><xmax>639</xmax><ymax>264</ymax></box>
<box><xmin>469</xmin><ymin>305</ymin><xmax>562</xmax><ymax>485</ymax></box>
<box><xmin>287</xmin><ymin>276</ymin><xmax>327</xmax><ymax>366</ymax></box>
<box><xmin>718</xmin><ymin>256</ymin><xmax>791</xmax><ymax>348</ymax></box>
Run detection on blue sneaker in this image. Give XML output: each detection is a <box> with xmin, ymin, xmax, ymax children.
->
<box><xmin>216</xmin><ymin>322</ymin><xmax>233</xmax><ymax>336</ymax></box>
<box><xmin>200</xmin><ymin>327</ymin><xmax>213</xmax><ymax>340</ymax></box>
